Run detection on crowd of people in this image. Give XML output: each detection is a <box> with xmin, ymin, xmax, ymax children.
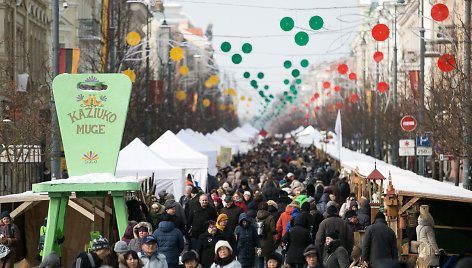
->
<box><xmin>5</xmin><ymin>137</ymin><xmax>468</xmax><ymax>268</ymax></box>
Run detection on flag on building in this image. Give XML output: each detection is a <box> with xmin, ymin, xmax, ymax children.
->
<box><xmin>149</xmin><ymin>80</ymin><xmax>164</xmax><ymax>104</ymax></box>
<box><xmin>59</xmin><ymin>48</ymin><xmax>80</xmax><ymax>74</ymax></box>
<box><xmin>409</xmin><ymin>70</ymin><xmax>420</xmax><ymax>100</ymax></box>
<box><xmin>335</xmin><ymin>110</ymin><xmax>342</xmax><ymax>152</ymax></box>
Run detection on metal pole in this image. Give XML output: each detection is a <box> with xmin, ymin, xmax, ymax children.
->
<box><xmin>392</xmin><ymin>3</ymin><xmax>399</xmax><ymax>166</ymax></box>
<box><xmin>362</xmin><ymin>39</ymin><xmax>367</xmax><ymax>153</ymax></box>
<box><xmin>463</xmin><ymin>0</ymin><xmax>471</xmax><ymax>190</ymax></box>
<box><xmin>418</xmin><ymin>0</ymin><xmax>425</xmax><ymax>175</ymax></box>
<box><xmin>51</xmin><ymin>0</ymin><xmax>61</xmax><ymax>180</ymax></box>
<box><xmin>109</xmin><ymin>0</ymin><xmax>115</xmax><ymax>72</ymax></box>
<box><xmin>374</xmin><ymin>43</ymin><xmax>380</xmax><ymax>159</ymax></box>
<box><xmin>167</xmin><ymin>25</ymin><xmax>173</xmax><ymax>130</ymax></box>
<box><xmin>145</xmin><ymin>9</ymin><xmax>151</xmax><ymax>144</ymax></box>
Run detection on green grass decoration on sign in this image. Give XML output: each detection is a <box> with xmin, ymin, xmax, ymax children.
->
<box><xmin>296</xmin><ymin>79</ymin><xmax>302</xmax><ymax>84</ymax></box>
<box><xmin>284</xmin><ymin>79</ymin><xmax>290</xmax><ymax>85</ymax></box>
<box><xmin>221</xmin><ymin>42</ymin><xmax>231</xmax><ymax>52</ymax></box>
<box><xmin>232</xmin><ymin>54</ymin><xmax>242</xmax><ymax>64</ymax></box>
<box><xmin>242</xmin><ymin>43</ymin><xmax>252</xmax><ymax>54</ymax></box>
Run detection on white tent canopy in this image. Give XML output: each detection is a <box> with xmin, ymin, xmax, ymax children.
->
<box><xmin>186</xmin><ymin>129</ymin><xmax>222</xmax><ymax>154</ymax></box>
<box><xmin>230</xmin><ymin>127</ymin><xmax>254</xmax><ymax>141</ymax></box>
<box><xmin>309</xmin><ymin>129</ymin><xmax>472</xmax><ymax>202</ymax></box>
<box><xmin>149</xmin><ymin>130</ymin><xmax>209</xmax><ymax>191</ymax></box>
<box><xmin>241</xmin><ymin>123</ymin><xmax>259</xmax><ymax>136</ymax></box>
<box><xmin>296</xmin><ymin>126</ymin><xmax>316</xmax><ymax>147</ymax></box>
<box><xmin>177</xmin><ymin>130</ymin><xmax>218</xmax><ymax>176</ymax></box>
<box><xmin>217</xmin><ymin>128</ymin><xmax>251</xmax><ymax>154</ymax></box>
<box><xmin>206</xmin><ymin>132</ymin><xmax>239</xmax><ymax>155</ymax></box>
<box><xmin>115</xmin><ymin>138</ymin><xmax>186</xmax><ymax>198</ymax></box>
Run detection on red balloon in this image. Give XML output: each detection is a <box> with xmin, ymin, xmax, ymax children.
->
<box><xmin>372</xmin><ymin>24</ymin><xmax>390</xmax><ymax>41</ymax></box>
<box><xmin>310</xmin><ymin>97</ymin><xmax>315</xmax><ymax>102</ymax></box>
<box><xmin>349</xmin><ymin>73</ymin><xmax>357</xmax><ymax>80</ymax></box>
<box><xmin>377</xmin><ymin>82</ymin><xmax>389</xmax><ymax>93</ymax></box>
<box><xmin>305</xmin><ymin>103</ymin><xmax>309</xmax><ymax>107</ymax></box>
<box><xmin>351</xmin><ymin>94</ymin><xmax>359</xmax><ymax>102</ymax></box>
<box><xmin>437</xmin><ymin>54</ymin><xmax>455</xmax><ymax>72</ymax></box>
<box><xmin>314</xmin><ymin>93</ymin><xmax>320</xmax><ymax>99</ymax></box>
<box><xmin>293</xmin><ymin>107</ymin><xmax>297</xmax><ymax>111</ymax></box>
<box><xmin>373</xmin><ymin>51</ymin><xmax>384</xmax><ymax>62</ymax></box>
<box><xmin>299</xmin><ymin>110</ymin><xmax>303</xmax><ymax>114</ymax></box>
<box><xmin>306</xmin><ymin>113</ymin><xmax>310</xmax><ymax>118</ymax></box>
<box><xmin>431</xmin><ymin>4</ymin><xmax>449</xmax><ymax>22</ymax></box>
<box><xmin>334</xmin><ymin>85</ymin><xmax>340</xmax><ymax>92</ymax></box>
<box><xmin>326</xmin><ymin>92</ymin><xmax>331</xmax><ymax>96</ymax></box>
<box><xmin>336</xmin><ymin>102</ymin><xmax>343</xmax><ymax>109</ymax></box>
<box><xmin>338</xmin><ymin>64</ymin><xmax>348</xmax><ymax>74</ymax></box>
<box><xmin>323</xmin><ymin>81</ymin><xmax>331</xmax><ymax>89</ymax></box>
<box><xmin>299</xmin><ymin>118</ymin><xmax>304</xmax><ymax>123</ymax></box>
<box><xmin>316</xmin><ymin>106</ymin><xmax>320</xmax><ymax>111</ymax></box>
<box><xmin>327</xmin><ymin>106</ymin><xmax>333</xmax><ymax>111</ymax></box>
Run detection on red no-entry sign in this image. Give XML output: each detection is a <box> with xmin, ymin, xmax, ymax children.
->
<box><xmin>401</xmin><ymin>115</ymin><xmax>417</xmax><ymax>132</ymax></box>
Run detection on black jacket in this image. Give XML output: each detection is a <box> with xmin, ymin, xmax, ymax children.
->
<box><xmin>220</xmin><ymin>204</ymin><xmax>243</xmax><ymax>231</ymax></box>
<box><xmin>197</xmin><ymin>231</ymin><xmax>221</xmax><ymax>268</ymax></box>
<box><xmin>362</xmin><ymin>218</ymin><xmax>398</xmax><ymax>265</ymax></box>
<box><xmin>282</xmin><ymin>215</ymin><xmax>312</xmax><ymax>264</ymax></box>
<box><xmin>217</xmin><ymin>226</ymin><xmax>236</xmax><ymax>250</ymax></box>
<box><xmin>69</xmin><ymin>252</ymin><xmax>102</xmax><ymax>268</ymax></box>
<box><xmin>187</xmin><ymin>205</ymin><xmax>217</xmax><ymax>238</ymax></box>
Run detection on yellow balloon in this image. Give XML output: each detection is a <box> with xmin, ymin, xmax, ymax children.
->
<box><xmin>123</xmin><ymin>69</ymin><xmax>136</xmax><ymax>83</ymax></box>
<box><xmin>170</xmin><ymin>47</ymin><xmax>184</xmax><ymax>61</ymax></box>
<box><xmin>202</xmin><ymin>99</ymin><xmax>210</xmax><ymax>107</ymax></box>
<box><xmin>126</xmin><ymin>32</ymin><xmax>141</xmax><ymax>46</ymax></box>
<box><xmin>248</xmin><ymin>98</ymin><xmax>252</xmax><ymax>102</ymax></box>
<box><xmin>229</xmin><ymin>104</ymin><xmax>235</xmax><ymax>110</ymax></box>
<box><xmin>219</xmin><ymin>104</ymin><xmax>226</xmax><ymax>110</ymax></box>
<box><xmin>234</xmin><ymin>99</ymin><xmax>238</xmax><ymax>104</ymax></box>
<box><xmin>176</xmin><ymin>90</ymin><xmax>186</xmax><ymax>101</ymax></box>
<box><xmin>246</xmin><ymin>111</ymin><xmax>249</xmax><ymax>114</ymax></box>
<box><xmin>228</xmin><ymin>88</ymin><xmax>236</xmax><ymax>96</ymax></box>
<box><xmin>179</xmin><ymin>66</ymin><xmax>189</xmax><ymax>75</ymax></box>
<box><xmin>240</xmin><ymin>96</ymin><xmax>246</xmax><ymax>101</ymax></box>
<box><xmin>205</xmin><ymin>80</ymin><xmax>212</xmax><ymax>88</ymax></box>
<box><xmin>223</xmin><ymin>89</ymin><xmax>228</xmax><ymax>95</ymax></box>
<box><xmin>243</xmin><ymin>116</ymin><xmax>247</xmax><ymax>121</ymax></box>
<box><xmin>246</xmin><ymin>103</ymin><xmax>250</xmax><ymax>108</ymax></box>
<box><xmin>209</xmin><ymin>75</ymin><xmax>219</xmax><ymax>85</ymax></box>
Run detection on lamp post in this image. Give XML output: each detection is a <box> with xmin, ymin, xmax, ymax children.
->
<box><xmin>418</xmin><ymin>0</ymin><xmax>425</xmax><ymax>175</ymax></box>
<box><xmin>361</xmin><ymin>37</ymin><xmax>367</xmax><ymax>154</ymax></box>
<box><xmin>463</xmin><ymin>0</ymin><xmax>471</xmax><ymax>189</ymax></box>
<box><xmin>51</xmin><ymin>0</ymin><xmax>60</xmax><ymax>180</ymax></box>
<box><xmin>374</xmin><ymin>41</ymin><xmax>380</xmax><ymax>159</ymax></box>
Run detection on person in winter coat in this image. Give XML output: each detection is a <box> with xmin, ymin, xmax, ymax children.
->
<box><xmin>188</xmin><ymin>195</ymin><xmax>218</xmax><ymax>250</ymax></box>
<box><xmin>362</xmin><ymin>212</ymin><xmax>398</xmax><ymax>267</ymax></box>
<box><xmin>316</xmin><ymin>192</ymin><xmax>330</xmax><ymax>216</ymax></box>
<box><xmin>303</xmin><ymin>244</ymin><xmax>324</xmax><ymax>268</ymax></box>
<box><xmin>256</xmin><ymin>202</ymin><xmax>277</xmax><ymax>268</ymax></box>
<box><xmin>70</xmin><ymin>236</ymin><xmax>110</xmax><ymax>268</ymax></box>
<box><xmin>275</xmin><ymin>202</ymin><xmax>299</xmax><ymax>241</ymax></box>
<box><xmin>315</xmin><ymin>205</ymin><xmax>354</xmax><ymax>255</ymax></box>
<box><xmin>0</xmin><ymin>211</ymin><xmax>20</xmax><ymax>268</ymax></box>
<box><xmin>322</xmin><ymin>231</ymin><xmax>350</xmax><ymax>268</ymax></box>
<box><xmin>181</xmin><ymin>250</ymin><xmax>202</xmax><ymax>268</ymax></box>
<box><xmin>282</xmin><ymin>214</ymin><xmax>312</xmax><ymax>268</ymax></box>
<box><xmin>233</xmin><ymin>192</ymin><xmax>247</xmax><ymax>213</ymax></box>
<box><xmin>234</xmin><ymin>213</ymin><xmax>260</xmax><ymax>268</ymax></box>
<box><xmin>138</xmin><ymin>235</ymin><xmax>168</xmax><ymax>268</ymax></box>
<box><xmin>122</xmin><ymin>221</ymin><xmax>138</xmax><ymax>245</ymax></box>
<box><xmin>309</xmin><ymin>203</ymin><xmax>324</xmax><ymax>239</ymax></box>
<box><xmin>345</xmin><ymin>210</ymin><xmax>363</xmax><ymax>233</ymax></box>
<box><xmin>262</xmin><ymin>180</ymin><xmax>279</xmax><ymax>202</ymax></box>
<box><xmin>356</xmin><ymin>200</ymin><xmax>371</xmax><ymax>230</ymax></box>
<box><xmin>220</xmin><ymin>196</ymin><xmax>244</xmax><ymax>231</ymax></box>
<box><xmin>216</xmin><ymin>214</ymin><xmax>236</xmax><ymax>250</ymax></box>
<box><xmin>265</xmin><ymin>252</ymin><xmax>283</xmax><ymax>268</ymax></box>
<box><xmin>150</xmin><ymin>203</ymin><xmax>165</xmax><ymax>231</ymax></box>
<box><xmin>338</xmin><ymin>194</ymin><xmax>356</xmax><ymax>219</ymax></box>
<box><xmin>416</xmin><ymin>211</ymin><xmax>439</xmax><ymax>267</ymax></box>
<box><xmin>163</xmin><ymin>200</ymin><xmax>186</xmax><ymax>234</ymax></box>
<box><xmin>118</xmin><ymin>250</ymin><xmax>144</xmax><ymax>268</ymax></box>
<box><xmin>198</xmin><ymin>221</ymin><xmax>222</xmax><ymax>268</ymax></box>
<box><xmin>129</xmin><ymin>222</ymin><xmax>153</xmax><ymax>253</ymax></box>
<box><xmin>267</xmin><ymin>200</ymin><xmax>281</xmax><ymax>224</ymax></box>
<box><xmin>210</xmin><ymin>240</ymin><xmax>242</xmax><ymax>268</ymax></box>
<box><xmin>153</xmin><ymin>214</ymin><xmax>185</xmax><ymax>268</ymax></box>
<box><xmin>213</xmin><ymin>197</ymin><xmax>223</xmax><ymax>214</ymax></box>
<box><xmin>246</xmin><ymin>194</ymin><xmax>263</xmax><ymax>220</ymax></box>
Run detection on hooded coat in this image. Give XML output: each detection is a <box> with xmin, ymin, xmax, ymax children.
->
<box><xmin>416</xmin><ymin>214</ymin><xmax>439</xmax><ymax>266</ymax></box>
<box><xmin>216</xmin><ymin>215</ymin><xmax>236</xmax><ymax>250</ymax></box>
<box><xmin>275</xmin><ymin>204</ymin><xmax>298</xmax><ymax>240</ymax></box>
<box><xmin>255</xmin><ymin>210</ymin><xmax>277</xmax><ymax>257</ymax></box>
<box><xmin>356</xmin><ymin>202</ymin><xmax>371</xmax><ymax>230</ymax></box>
<box><xmin>153</xmin><ymin>221</ymin><xmax>184</xmax><ymax>268</ymax></box>
<box><xmin>362</xmin><ymin>217</ymin><xmax>398</xmax><ymax>265</ymax></box>
<box><xmin>315</xmin><ymin>215</ymin><xmax>354</xmax><ymax>255</ymax></box>
<box><xmin>129</xmin><ymin>222</ymin><xmax>153</xmax><ymax>252</ymax></box>
<box><xmin>122</xmin><ymin>224</ymin><xmax>136</xmax><ymax>245</ymax></box>
<box><xmin>316</xmin><ymin>193</ymin><xmax>330</xmax><ymax>214</ymax></box>
<box><xmin>234</xmin><ymin>213</ymin><xmax>260</xmax><ymax>268</ymax></box>
<box><xmin>323</xmin><ymin>240</ymin><xmax>350</xmax><ymax>268</ymax></box>
<box><xmin>281</xmin><ymin>215</ymin><xmax>312</xmax><ymax>265</ymax></box>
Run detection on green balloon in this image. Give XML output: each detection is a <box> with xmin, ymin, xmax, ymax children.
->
<box><xmin>283</xmin><ymin>91</ymin><xmax>288</xmax><ymax>96</ymax></box>
<box><xmin>301</xmin><ymin>59</ymin><xmax>309</xmax><ymax>68</ymax></box>
<box><xmin>242</xmin><ymin>43</ymin><xmax>252</xmax><ymax>54</ymax></box>
<box><xmin>284</xmin><ymin>60</ymin><xmax>292</xmax><ymax>69</ymax></box>
<box><xmin>290</xmin><ymin>85</ymin><xmax>296</xmax><ymax>91</ymax></box>
<box><xmin>232</xmin><ymin>53</ymin><xmax>242</xmax><ymax>64</ymax></box>
<box><xmin>243</xmin><ymin>72</ymin><xmax>250</xmax><ymax>78</ymax></box>
<box><xmin>221</xmin><ymin>42</ymin><xmax>231</xmax><ymax>52</ymax></box>
<box><xmin>292</xmin><ymin>69</ymin><xmax>300</xmax><ymax>77</ymax></box>
<box><xmin>259</xmin><ymin>90</ymin><xmax>265</xmax><ymax>97</ymax></box>
<box><xmin>280</xmin><ymin>17</ymin><xmax>295</xmax><ymax>31</ymax></box>
<box><xmin>264</xmin><ymin>85</ymin><xmax>269</xmax><ymax>90</ymax></box>
<box><xmin>284</xmin><ymin>79</ymin><xmax>290</xmax><ymax>85</ymax></box>
<box><xmin>309</xmin><ymin>16</ymin><xmax>324</xmax><ymax>30</ymax></box>
<box><xmin>295</xmin><ymin>31</ymin><xmax>309</xmax><ymax>46</ymax></box>
<box><xmin>258</xmin><ymin>72</ymin><xmax>264</xmax><ymax>79</ymax></box>
<box><xmin>296</xmin><ymin>79</ymin><xmax>301</xmax><ymax>84</ymax></box>
<box><xmin>269</xmin><ymin>94</ymin><xmax>274</xmax><ymax>98</ymax></box>
<box><xmin>293</xmin><ymin>90</ymin><xmax>298</xmax><ymax>95</ymax></box>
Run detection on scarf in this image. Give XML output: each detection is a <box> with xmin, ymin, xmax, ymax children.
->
<box><xmin>215</xmin><ymin>256</ymin><xmax>234</xmax><ymax>267</ymax></box>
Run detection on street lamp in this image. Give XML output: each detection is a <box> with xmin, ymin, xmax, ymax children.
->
<box><xmin>361</xmin><ymin>37</ymin><xmax>367</xmax><ymax>154</ymax></box>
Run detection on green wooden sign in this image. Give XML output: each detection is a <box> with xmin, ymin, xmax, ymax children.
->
<box><xmin>52</xmin><ymin>74</ymin><xmax>132</xmax><ymax>176</ymax></box>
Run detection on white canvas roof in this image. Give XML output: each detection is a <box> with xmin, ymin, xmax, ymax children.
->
<box><xmin>230</xmin><ymin>127</ymin><xmax>253</xmax><ymax>141</ymax></box>
<box><xmin>241</xmin><ymin>123</ymin><xmax>259</xmax><ymax>135</ymax></box>
<box><xmin>206</xmin><ymin>132</ymin><xmax>239</xmax><ymax>155</ymax></box>
<box><xmin>115</xmin><ymin>138</ymin><xmax>186</xmax><ymax>198</ymax></box>
<box><xmin>177</xmin><ymin>130</ymin><xmax>218</xmax><ymax>176</ymax></box>
<box><xmin>309</xmin><ymin>129</ymin><xmax>472</xmax><ymax>202</ymax></box>
<box><xmin>150</xmin><ymin>130</ymin><xmax>209</xmax><ymax>191</ymax></box>
<box><xmin>186</xmin><ymin>129</ymin><xmax>221</xmax><ymax>153</ymax></box>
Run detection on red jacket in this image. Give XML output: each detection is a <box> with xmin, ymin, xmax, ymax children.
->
<box><xmin>276</xmin><ymin>206</ymin><xmax>296</xmax><ymax>240</ymax></box>
<box><xmin>234</xmin><ymin>199</ymin><xmax>247</xmax><ymax>213</ymax></box>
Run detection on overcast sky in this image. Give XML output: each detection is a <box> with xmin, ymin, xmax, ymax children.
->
<box><xmin>171</xmin><ymin>0</ymin><xmax>362</xmax><ymax>119</ymax></box>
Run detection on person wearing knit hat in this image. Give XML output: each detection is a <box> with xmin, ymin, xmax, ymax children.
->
<box><xmin>362</xmin><ymin>211</ymin><xmax>397</xmax><ymax>266</ymax></box>
<box><xmin>39</xmin><ymin>251</ymin><xmax>61</xmax><ymax>268</ymax></box>
<box><xmin>211</xmin><ymin>240</ymin><xmax>240</xmax><ymax>268</ymax></box>
<box><xmin>181</xmin><ymin>250</ymin><xmax>201</xmax><ymax>268</ymax></box>
<box><xmin>326</xmin><ymin>204</ymin><xmax>338</xmax><ymax>215</ymax></box>
<box><xmin>0</xmin><ymin>210</ymin><xmax>20</xmax><ymax>268</ymax></box>
<box><xmin>213</xmin><ymin>196</ymin><xmax>223</xmax><ymax>214</ymax></box>
<box><xmin>114</xmin><ymin>240</ymin><xmax>129</xmax><ymax>254</ymax></box>
<box><xmin>345</xmin><ymin>210</ymin><xmax>363</xmax><ymax>234</ymax></box>
<box><xmin>324</xmin><ymin>230</ymin><xmax>350</xmax><ymax>268</ymax></box>
<box><xmin>265</xmin><ymin>252</ymin><xmax>283</xmax><ymax>268</ymax></box>
<box><xmin>70</xmin><ymin>235</ymin><xmax>110</xmax><ymax>267</ymax></box>
<box><xmin>152</xmin><ymin>211</ymin><xmax>185</xmax><ymax>268</ymax></box>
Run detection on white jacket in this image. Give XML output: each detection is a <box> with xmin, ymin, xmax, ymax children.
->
<box><xmin>139</xmin><ymin>251</ymin><xmax>168</xmax><ymax>268</ymax></box>
<box><xmin>210</xmin><ymin>260</ymin><xmax>242</xmax><ymax>268</ymax></box>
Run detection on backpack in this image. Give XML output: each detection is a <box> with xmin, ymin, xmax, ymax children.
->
<box><xmin>255</xmin><ymin>219</ymin><xmax>266</xmax><ymax>238</ymax></box>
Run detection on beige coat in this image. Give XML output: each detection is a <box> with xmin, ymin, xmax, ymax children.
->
<box><xmin>416</xmin><ymin>214</ymin><xmax>439</xmax><ymax>266</ymax></box>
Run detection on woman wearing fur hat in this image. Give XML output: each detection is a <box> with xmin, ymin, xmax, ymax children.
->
<box><xmin>323</xmin><ymin>231</ymin><xmax>349</xmax><ymax>268</ymax></box>
<box><xmin>128</xmin><ymin>222</ymin><xmax>153</xmax><ymax>253</ymax></box>
<box><xmin>210</xmin><ymin>240</ymin><xmax>241</xmax><ymax>268</ymax></box>
<box><xmin>0</xmin><ymin>211</ymin><xmax>20</xmax><ymax>268</ymax></box>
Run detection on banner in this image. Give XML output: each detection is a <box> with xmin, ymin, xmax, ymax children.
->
<box><xmin>59</xmin><ymin>48</ymin><xmax>80</xmax><ymax>74</ymax></box>
<box><xmin>100</xmin><ymin>0</ymin><xmax>111</xmax><ymax>72</ymax></box>
<box><xmin>335</xmin><ymin>110</ymin><xmax>342</xmax><ymax>152</ymax></box>
<box><xmin>220</xmin><ymin>147</ymin><xmax>232</xmax><ymax>168</ymax></box>
<box><xmin>192</xmin><ymin>93</ymin><xmax>198</xmax><ymax>112</ymax></box>
<box><xmin>149</xmin><ymin>80</ymin><xmax>164</xmax><ymax>104</ymax></box>
<box><xmin>259</xmin><ymin>129</ymin><xmax>268</xmax><ymax>138</ymax></box>
<box><xmin>409</xmin><ymin>70</ymin><xmax>420</xmax><ymax>100</ymax></box>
